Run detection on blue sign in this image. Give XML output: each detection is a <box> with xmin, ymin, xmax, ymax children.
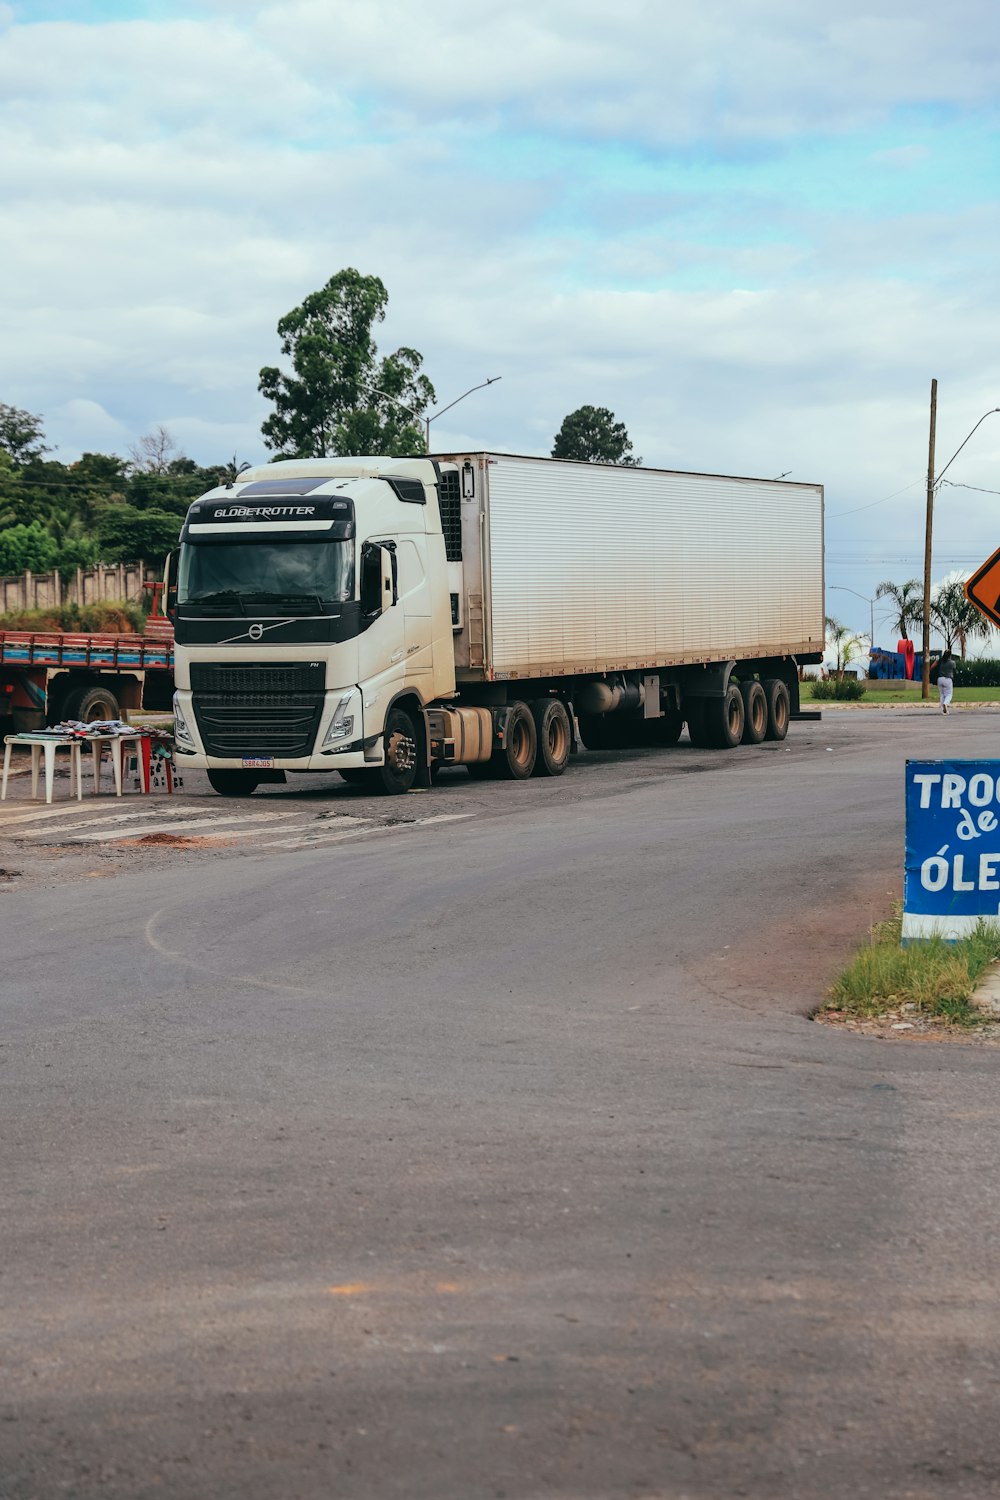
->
<box><xmin>904</xmin><ymin>759</ymin><xmax>1000</xmax><ymax>941</ymax></box>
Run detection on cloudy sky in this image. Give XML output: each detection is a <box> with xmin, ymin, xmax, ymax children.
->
<box><xmin>2</xmin><ymin>0</ymin><xmax>999</xmax><ymax>643</ymax></box>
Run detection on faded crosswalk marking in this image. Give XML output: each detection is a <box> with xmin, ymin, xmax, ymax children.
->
<box><xmin>0</xmin><ymin>799</ymin><xmax>472</xmax><ymax>850</ymax></box>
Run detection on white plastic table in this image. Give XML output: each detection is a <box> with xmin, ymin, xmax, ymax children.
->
<box><xmin>87</xmin><ymin>733</ymin><xmax>151</xmax><ymax>796</ymax></box>
<box><xmin>1</xmin><ymin>734</ymin><xmax>84</xmax><ymax>804</ymax></box>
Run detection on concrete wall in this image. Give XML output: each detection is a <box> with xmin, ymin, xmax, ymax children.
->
<box><xmin>0</xmin><ymin>562</ymin><xmax>150</xmax><ymax>614</ymax></box>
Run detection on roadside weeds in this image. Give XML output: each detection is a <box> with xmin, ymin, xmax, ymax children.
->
<box><xmin>816</xmin><ymin>905</ymin><xmax>1000</xmax><ymax>1043</ymax></box>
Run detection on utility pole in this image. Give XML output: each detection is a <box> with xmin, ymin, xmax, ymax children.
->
<box><xmin>921</xmin><ymin>378</ymin><xmax>937</xmax><ymax>701</ymax></box>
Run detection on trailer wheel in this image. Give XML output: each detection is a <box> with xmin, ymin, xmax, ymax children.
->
<box><xmin>372</xmin><ymin>706</ymin><xmax>420</xmax><ymax>795</ymax></box>
<box><xmin>531</xmin><ymin>699</ymin><xmax>571</xmax><ymax>776</ymax></box>
<box><xmin>696</xmin><ymin>687</ymin><xmax>744</xmax><ymax>749</ymax></box>
<box><xmin>59</xmin><ymin>683</ymin><xmax>122</xmax><ymax>725</ymax></box>
<box><xmin>763</xmin><ymin>678</ymin><xmax>790</xmax><ymax>741</ymax></box>
<box><xmin>207</xmin><ymin>770</ymin><xmax>259</xmax><ymax>796</ymax></box>
<box><xmin>739</xmin><ymin>680</ymin><xmax>768</xmax><ymax>744</ymax></box>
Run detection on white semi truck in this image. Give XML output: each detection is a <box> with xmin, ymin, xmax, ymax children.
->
<box><xmin>166</xmin><ymin>453</ymin><xmax>824</xmax><ymax>795</ymax></box>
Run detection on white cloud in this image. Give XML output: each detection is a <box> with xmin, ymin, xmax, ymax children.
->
<box><xmin>251</xmin><ymin>0</ymin><xmax>1000</xmax><ymax>142</ymax></box>
<box><xmin>0</xmin><ymin>0</ymin><xmax>997</xmax><ymax>654</ymax></box>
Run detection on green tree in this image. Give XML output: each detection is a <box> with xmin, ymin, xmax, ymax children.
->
<box><xmin>125</xmin><ymin>459</ymin><xmax>223</xmax><ymax>517</ymax></box>
<box><xmin>825</xmin><ymin>615</ymin><xmax>863</xmax><ymax>680</ymax></box>
<box><xmin>0</xmin><ymin>521</ymin><xmax>59</xmax><ymax>575</ymax></box>
<box><xmin>0</xmin><ymin>450</ymin><xmax>23</xmax><ymax>528</ymax></box>
<box><xmin>258</xmin><ymin>268</ymin><xmax>435</xmax><ymax>457</ymax></box>
<box><xmin>0</xmin><ymin>403</ymin><xmax>49</xmax><ymax>464</ymax></box>
<box><xmin>551</xmin><ymin>406</ymin><xmax>641</xmax><ymax>466</ymax></box>
<box><xmin>95</xmin><ymin>505</ymin><xmax>183</xmax><ymax>563</ymax></box>
<box><xmin>874</xmin><ymin>578</ymin><xmax>924</xmax><ymax>642</ymax></box>
<box><xmin>54</xmin><ymin>532</ymin><xmax>100</xmax><ymax>579</ymax></box>
<box><xmin>933</xmin><ymin>576</ymin><xmax>995</xmax><ymax>658</ymax></box>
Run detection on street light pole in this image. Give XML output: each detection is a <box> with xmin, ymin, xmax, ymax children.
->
<box><xmin>920</xmin><ymin>394</ymin><xmax>1000</xmax><ymax>699</ymax></box>
<box><xmin>370</xmin><ymin>377</ymin><xmax>502</xmax><ymax>454</ymax></box>
<box><xmin>424</xmin><ymin>377</ymin><xmax>502</xmax><ymax>452</ymax></box>
<box><xmin>828</xmin><ymin>585</ymin><xmax>875</xmax><ymax>647</ymax></box>
<box><xmin>921</xmin><ymin>379</ymin><xmax>937</xmax><ymax>700</ymax></box>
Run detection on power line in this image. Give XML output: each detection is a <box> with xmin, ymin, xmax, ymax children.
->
<box><xmin>826</xmin><ymin>478</ymin><xmax>924</xmax><ymax>519</ymax></box>
<box><xmin>940</xmin><ymin>479</ymin><xmax>1000</xmax><ymax>497</ymax></box>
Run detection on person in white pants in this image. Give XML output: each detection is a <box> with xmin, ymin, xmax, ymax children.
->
<box><xmin>937</xmin><ymin>650</ymin><xmax>955</xmax><ymax>713</ymax></box>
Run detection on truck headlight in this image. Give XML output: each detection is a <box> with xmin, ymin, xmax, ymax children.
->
<box><xmin>173</xmin><ymin>692</ymin><xmax>196</xmax><ymax>750</ymax></box>
<box><xmin>321</xmin><ymin>693</ymin><xmax>355</xmax><ymax>748</ymax></box>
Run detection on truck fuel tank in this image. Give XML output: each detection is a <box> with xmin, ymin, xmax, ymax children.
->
<box><xmin>426</xmin><ymin>705</ymin><xmax>493</xmax><ymax>766</ymax></box>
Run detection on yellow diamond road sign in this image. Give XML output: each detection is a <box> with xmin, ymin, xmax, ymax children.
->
<box><xmin>966</xmin><ymin>547</ymin><xmax>1000</xmax><ymax>630</ymax></box>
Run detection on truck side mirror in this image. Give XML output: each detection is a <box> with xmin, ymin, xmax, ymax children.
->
<box><xmin>361</xmin><ymin>542</ymin><xmax>396</xmax><ymax>617</ymax></box>
<box><xmin>163</xmin><ymin>549</ymin><xmax>179</xmax><ymax>619</ymax></box>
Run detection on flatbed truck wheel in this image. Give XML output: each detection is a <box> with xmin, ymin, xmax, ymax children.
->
<box><xmin>763</xmin><ymin>678</ymin><xmax>790</xmax><ymax>741</ymax></box>
<box><xmin>59</xmin><ymin>683</ymin><xmax>122</xmax><ymax>725</ymax></box>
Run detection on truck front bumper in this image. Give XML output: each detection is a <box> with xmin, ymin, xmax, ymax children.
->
<box><xmin>173</xmin><ymin>686</ymin><xmax>380</xmax><ymax>771</ymax></box>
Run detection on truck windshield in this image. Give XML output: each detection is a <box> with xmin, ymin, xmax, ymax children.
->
<box><xmin>178</xmin><ymin>540</ymin><xmax>354</xmax><ymax>609</ymax></box>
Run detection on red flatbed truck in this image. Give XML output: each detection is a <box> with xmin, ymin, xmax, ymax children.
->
<box><xmin>0</xmin><ymin>602</ymin><xmax>174</xmax><ymax>732</ymax></box>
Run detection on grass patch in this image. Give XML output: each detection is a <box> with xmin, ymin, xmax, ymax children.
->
<box><xmin>0</xmin><ymin>602</ymin><xmax>146</xmax><ymax>633</ymax></box>
<box><xmin>822</xmin><ymin>905</ymin><xmax>1000</xmax><ymax>1027</ymax></box>
<box><xmin>800</xmin><ymin>682</ymin><xmax>1000</xmax><ymax>704</ymax></box>
<box><xmin>809</xmin><ymin>678</ymin><xmax>866</xmax><ymax>700</ymax></box>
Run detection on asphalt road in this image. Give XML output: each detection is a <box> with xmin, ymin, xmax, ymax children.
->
<box><xmin>4</xmin><ymin>708</ymin><xmax>1000</xmax><ymax>1499</ymax></box>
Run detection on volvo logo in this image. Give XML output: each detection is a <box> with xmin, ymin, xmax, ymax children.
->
<box><xmin>248</xmin><ymin>623</ymin><xmax>264</xmax><ymax>640</ymax></box>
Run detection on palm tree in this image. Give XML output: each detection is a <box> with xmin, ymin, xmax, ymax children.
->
<box><xmin>825</xmin><ymin>615</ymin><xmax>862</xmax><ymax>680</ymax></box>
<box><xmin>933</xmin><ymin>577</ymin><xmax>995</xmax><ymax>658</ymax></box>
<box><xmin>874</xmin><ymin>578</ymin><xmax>924</xmax><ymax>642</ymax></box>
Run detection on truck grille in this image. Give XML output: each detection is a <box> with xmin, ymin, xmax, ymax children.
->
<box><xmin>190</xmin><ymin>662</ymin><xmax>325</xmax><ymax>758</ymax></box>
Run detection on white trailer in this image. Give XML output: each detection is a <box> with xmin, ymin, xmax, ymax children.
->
<box><xmin>167</xmin><ymin>453</ymin><xmax>824</xmax><ymax>795</ymax></box>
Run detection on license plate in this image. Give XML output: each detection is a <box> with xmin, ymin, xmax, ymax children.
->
<box><xmin>242</xmin><ymin>756</ymin><xmax>274</xmax><ymax>769</ymax></box>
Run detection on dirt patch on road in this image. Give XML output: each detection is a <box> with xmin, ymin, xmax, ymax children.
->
<box><xmin>128</xmin><ymin>832</ymin><xmax>234</xmax><ymax>848</ymax></box>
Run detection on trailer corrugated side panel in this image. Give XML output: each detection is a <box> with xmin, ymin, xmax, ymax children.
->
<box><xmin>481</xmin><ymin>456</ymin><xmax>823</xmax><ymax>677</ymax></box>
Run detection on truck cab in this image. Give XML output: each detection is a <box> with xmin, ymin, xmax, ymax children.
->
<box><xmin>170</xmin><ymin>457</ymin><xmax>456</xmax><ymax>794</ymax></box>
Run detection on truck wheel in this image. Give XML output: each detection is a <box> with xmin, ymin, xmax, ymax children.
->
<box><xmin>531</xmin><ymin>699</ymin><xmax>571</xmax><ymax>776</ymax></box>
<box><xmin>497</xmin><ymin>700</ymin><xmax>536</xmax><ymax>778</ymax></box>
<box><xmin>372</xmin><ymin>706</ymin><xmax>420</xmax><ymax>794</ymax></box>
<box><xmin>763</xmin><ymin>678</ymin><xmax>790</xmax><ymax>741</ymax></box>
<box><xmin>739</xmin><ymin>680</ymin><xmax>768</xmax><ymax>744</ymax></box>
<box><xmin>698</xmin><ymin>686</ymin><xmax>744</xmax><ymax>749</ymax></box>
<box><xmin>59</xmin><ymin>683</ymin><xmax>122</xmax><ymax>724</ymax></box>
<box><xmin>207</xmin><ymin>770</ymin><xmax>259</xmax><ymax>796</ymax></box>
<box><xmin>578</xmin><ymin>712</ymin><xmax>628</xmax><ymax>751</ymax></box>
